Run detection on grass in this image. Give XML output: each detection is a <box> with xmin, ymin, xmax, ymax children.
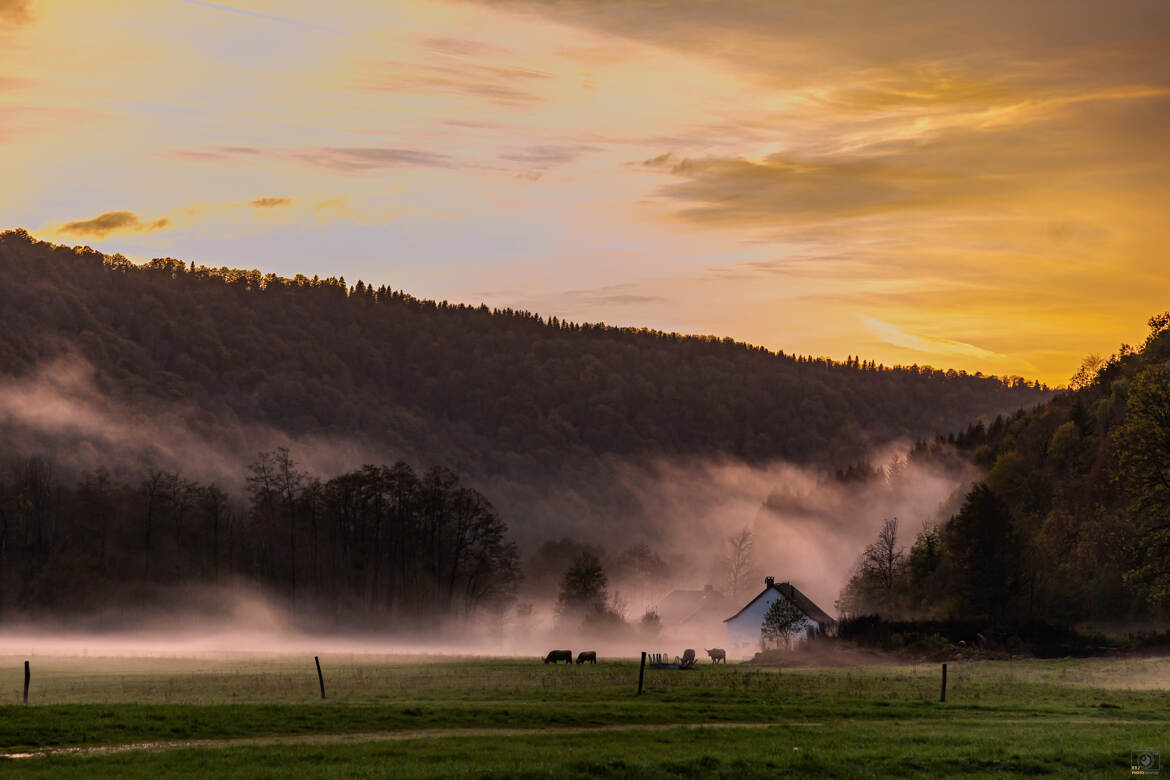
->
<box><xmin>1</xmin><ymin>653</ymin><xmax>1168</xmax><ymax>777</ymax></box>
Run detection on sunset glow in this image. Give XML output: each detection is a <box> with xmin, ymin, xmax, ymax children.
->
<box><xmin>4</xmin><ymin>0</ymin><xmax>1168</xmax><ymax>384</ymax></box>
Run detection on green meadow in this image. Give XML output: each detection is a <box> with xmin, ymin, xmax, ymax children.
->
<box><xmin>1</xmin><ymin>653</ymin><xmax>1168</xmax><ymax>777</ymax></box>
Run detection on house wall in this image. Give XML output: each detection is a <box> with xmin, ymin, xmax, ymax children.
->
<box><xmin>725</xmin><ymin>590</ymin><xmax>816</xmax><ymax>657</ymax></box>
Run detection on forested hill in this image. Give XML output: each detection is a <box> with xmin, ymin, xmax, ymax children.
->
<box><xmin>0</xmin><ymin>228</ymin><xmax>1048</xmax><ymax>478</ymax></box>
<box><xmin>839</xmin><ymin>313</ymin><xmax>1170</xmax><ymax>624</ymax></box>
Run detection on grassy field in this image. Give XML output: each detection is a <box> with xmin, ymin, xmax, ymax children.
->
<box><xmin>1</xmin><ymin>652</ymin><xmax>1168</xmax><ymax>777</ymax></box>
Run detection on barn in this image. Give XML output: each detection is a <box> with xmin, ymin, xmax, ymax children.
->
<box><xmin>723</xmin><ymin>576</ymin><xmax>837</xmax><ymax>655</ymax></box>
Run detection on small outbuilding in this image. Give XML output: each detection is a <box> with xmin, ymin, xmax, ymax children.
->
<box><xmin>723</xmin><ymin>576</ymin><xmax>837</xmax><ymax>655</ymax></box>
<box><xmin>651</xmin><ymin>584</ymin><xmax>730</xmax><ymax>630</ymax></box>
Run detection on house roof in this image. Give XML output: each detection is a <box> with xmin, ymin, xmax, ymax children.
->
<box><xmin>653</xmin><ymin>587</ymin><xmax>729</xmax><ymax>625</ymax></box>
<box><xmin>723</xmin><ymin>581</ymin><xmax>837</xmax><ymax>627</ymax></box>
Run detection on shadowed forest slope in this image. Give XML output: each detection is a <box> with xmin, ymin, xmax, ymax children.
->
<box><xmin>0</xmin><ymin>228</ymin><xmax>1048</xmax><ymax>481</ymax></box>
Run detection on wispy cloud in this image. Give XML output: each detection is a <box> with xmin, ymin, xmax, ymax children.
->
<box><xmin>250</xmin><ymin>196</ymin><xmax>291</xmax><ymax>208</ymax></box>
<box><xmin>858</xmin><ymin>315</ymin><xmax>1006</xmax><ymax>361</ymax></box>
<box><xmin>168</xmin><ymin>145</ymin><xmax>453</xmax><ymax>173</ymax></box>
<box><xmin>644</xmin><ymin>147</ymin><xmax>1002</xmax><ymax>226</ymax></box>
<box><xmin>359</xmin><ymin>59</ymin><xmax>551</xmax><ymax>105</ymax></box>
<box><xmin>553</xmin><ymin>284</ymin><xmax>668</xmax><ymax>307</ymax></box>
<box><xmin>421</xmin><ymin>37</ymin><xmax>507</xmax><ymax>58</ymax></box>
<box><xmin>639</xmin><ymin>82</ymin><xmax>1170</xmax><ymax>228</ymax></box>
<box><xmin>57</xmin><ymin>211</ymin><xmax>169</xmax><ymax>239</ymax></box>
<box><xmin>291</xmin><ymin>147</ymin><xmax>453</xmax><ymax>173</ymax></box>
<box><xmin>499</xmin><ymin>144</ymin><xmax>601</xmax><ymax>167</ymax></box>
<box><xmin>167</xmin><ymin>146</ymin><xmax>260</xmax><ymax>162</ymax></box>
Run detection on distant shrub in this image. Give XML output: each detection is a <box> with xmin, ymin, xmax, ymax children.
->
<box><xmin>837</xmin><ymin>615</ymin><xmax>1103</xmax><ymax>658</ymax></box>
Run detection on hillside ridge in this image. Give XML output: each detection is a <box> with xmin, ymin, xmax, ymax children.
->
<box><xmin>0</xmin><ymin>228</ymin><xmax>1049</xmax><ymax>475</ymax></box>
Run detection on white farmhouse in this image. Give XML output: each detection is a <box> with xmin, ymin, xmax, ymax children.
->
<box><xmin>723</xmin><ymin>576</ymin><xmax>837</xmax><ymax>655</ymax></box>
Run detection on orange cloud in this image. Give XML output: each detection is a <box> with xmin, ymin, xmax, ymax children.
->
<box><xmin>57</xmin><ymin>211</ymin><xmax>169</xmax><ymax>239</ymax></box>
<box><xmin>0</xmin><ymin>0</ymin><xmax>30</xmax><ymax>26</ymax></box>
<box><xmin>250</xmin><ymin>196</ymin><xmax>292</xmax><ymax>208</ymax></box>
<box><xmin>645</xmin><ymin>147</ymin><xmax>1003</xmax><ymax>226</ymax></box>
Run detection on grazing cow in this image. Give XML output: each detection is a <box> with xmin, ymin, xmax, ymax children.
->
<box><xmin>706</xmin><ymin>648</ymin><xmax>726</xmax><ymax>664</ymax></box>
<box><xmin>681</xmin><ymin>648</ymin><xmax>697</xmax><ymax>668</ymax></box>
<box><xmin>543</xmin><ymin>650</ymin><xmax>573</xmax><ymax>664</ymax></box>
<box><xmin>575</xmin><ymin>651</ymin><xmax>597</xmax><ymax>665</ymax></box>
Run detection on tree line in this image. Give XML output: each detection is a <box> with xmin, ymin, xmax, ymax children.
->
<box><xmin>839</xmin><ymin>313</ymin><xmax>1170</xmax><ymax>625</ymax></box>
<box><xmin>0</xmin><ymin>449</ymin><xmax>519</xmax><ymax>625</ymax></box>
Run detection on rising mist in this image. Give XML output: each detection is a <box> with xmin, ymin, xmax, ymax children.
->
<box><xmin>0</xmin><ymin>358</ymin><xmax>981</xmax><ymax>658</ymax></box>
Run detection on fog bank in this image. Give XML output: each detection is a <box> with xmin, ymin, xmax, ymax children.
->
<box><xmin>1</xmin><ymin>357</ymin><xmax>982</xmax><ymax>644</ymax></box>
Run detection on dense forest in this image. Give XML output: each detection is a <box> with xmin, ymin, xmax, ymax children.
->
<box><xmin>0</xmin><ymin>228</ymin><xmax>1047</xmax><ymax>478</ymax></box>
<box><xmin>839</xmin><ymin>313</ymin><xmax>1170</xmax><ymax>626</ymax></box>
<box><xmin>0</xmin><ymin>449</ymin><xmax>519</xmax><ymax>625</ymax></box>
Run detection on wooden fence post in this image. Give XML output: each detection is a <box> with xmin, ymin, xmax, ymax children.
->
<box><xmin>23</xmin><ymin>660</ymin><xmax>30</xmax><ymax>705</ymax></box>
<box><xmin>315</xmin><ymin>656</ymin><xmax>326</xmax><ymax>700</ymax></box>
<box><xmin>637</xmin><ymin>652</ymin><xmax>646</xmax><ymax>696</ymax></box>
<box><xmin>940</xmin><ymin>663</ymin><xmax>947</xmax><ymax>702</ymax></box>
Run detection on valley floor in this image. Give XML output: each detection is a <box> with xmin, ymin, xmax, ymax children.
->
<box><xmin>1</xmin><ymin>653</ymin><xmax>1167</xmax><ymax>777</ymax></box>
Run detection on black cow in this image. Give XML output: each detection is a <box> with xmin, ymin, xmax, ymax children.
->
<box><xmin>706</xmin><ymin>648</ymin><xmax>726</xmax><ymax>664</ymax></box>
<box><xmin>575</xmin><ymin>651</ymin><xmax>597</xmax><ymax>664</ymax></box>
<box><xmin>681</xmin><ymin>648</ymin><xmax>697</xmax><ymax>668</ymax></box>
<box><xmin>544</xmin><ymin>649</ymin><xmax>573</xmax><ymax>664</ymax></box>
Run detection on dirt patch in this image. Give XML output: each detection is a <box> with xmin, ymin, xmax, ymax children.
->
<box><xmin>0</xmin><ymin>721</ymin><xmax>822</xmax><ymax>760</ymax></box>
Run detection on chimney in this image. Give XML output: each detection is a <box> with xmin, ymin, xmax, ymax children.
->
<box><xmin>764</xmin><ymin>576</ymin><xmax>775</xmax><ymax>588</ymax></box>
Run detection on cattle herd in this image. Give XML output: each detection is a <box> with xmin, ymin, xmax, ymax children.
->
<box><xmin>540</xmin><ymin>650</ymin><xmax>597</xmax><ymax>664</ymax></box>
<box><xmin>541</xmin><ymin>648</ymin><xmax>727</xmax><ymax>664</ymax></box>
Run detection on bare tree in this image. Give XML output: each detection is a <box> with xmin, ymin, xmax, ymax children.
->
<box><xmin>200</xmin><ymin>485</ymin><xmax>229</xmax><ymax>585</ymax></box>
<box><xmin>274</xmin><ymin>447</ymin><xmax>304</xmax><ymax>605</ymax></box>
<box><xmin>862</xmin><ymin>517</ymin><xmax>904</xmax><ymax>593</ymax></box>
<box><xmin>168</xmin><ymin>474</ymin><xmax>197</xmax><ymax>550</ymax></box>
<box><xmin>248</xmin><ymin>449</ymin><xmax>305</xmax><ymax>605</ymax></box>
<box><xmin>723</xmin><ymin>526</ymin><xmax>757</xmax><ymax>599</ymax></box>
<box><xmin>246</xmin><ymin>451</ymin><xmax>279</xmax><ymax>589</ymax></box>
<box><xmin>139</xmin><ymin>470</ymin><xmax>168</xmax><ymax>584</ymax></box>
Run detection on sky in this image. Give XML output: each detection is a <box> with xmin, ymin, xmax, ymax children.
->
<box><xmin>2</xmin><ymin>0</ymin><xmax>1168</xmax><ymax>385</ymax></box>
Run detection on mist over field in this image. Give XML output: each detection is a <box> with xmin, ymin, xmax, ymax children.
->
<box><xmin>0</xmin><ymin>354</ymin><xmax>978</xmax><ymax>654</ymax></box>
<box><xmin>614</xmin><ymin>451</ymin><xmax>976</xmax><ymax>613</ymax></box>
<box><xmin>0</xmin><ymin>357</ymin><xmax>375</xmax><ymax>488</ymax></box>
